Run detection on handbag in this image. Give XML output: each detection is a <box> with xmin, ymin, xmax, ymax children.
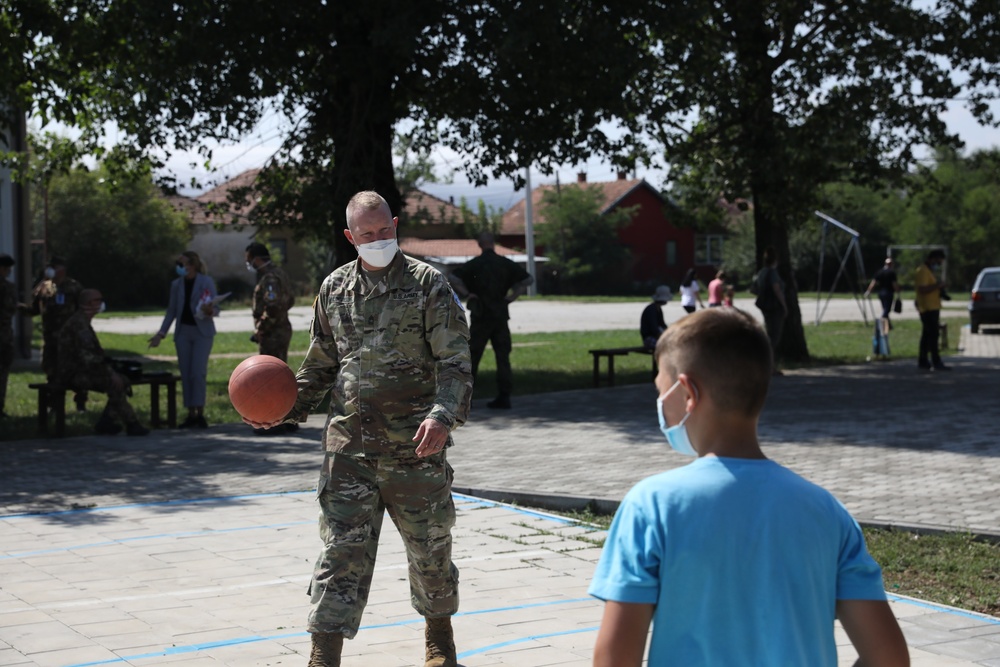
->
<box><xmin>893</xmin><ymin>297</ymin><xmax>902</xmax><ymax>314</ymax></box>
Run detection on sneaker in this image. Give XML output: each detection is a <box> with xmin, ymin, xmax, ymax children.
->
<box><xmin>178</xmin><ymin>416</ymin><xmax>198</xmax><ymax>428</ymax></box>
<box><xmin>194</xmin><ymin>415</ymin><xmax>209</xmax><ymax>428</ymax></box>
<box><xmin>918</xmin><ymin>362</ymin><xmax>932</xmax><ymax>371</ymax></box>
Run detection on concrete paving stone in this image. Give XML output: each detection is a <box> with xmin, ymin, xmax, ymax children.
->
<box><xmin>923</xmin><ymin>638</ymin><xmax>1000</xmax><ymax>661</ymax></box>
<box><xmin>74</xmin><ymin>617</ymin><xmax>151</xmax><ymax>639</ymax></box>
<box><xmin>0</xmin><ymin>611</ymin><xmax>55</xmax><ymax>628</ymax></box>
<box><xmin>953</xmin><ymin>625</ymin><xmax>1000</xmax><ymax>640</ymax></box>
<box><xmin>0</xmin><ymin>621</ymin><xmax>90</xmax><ymax>654</ymax></box>
<box><xmin>916</xmin><ymin>611</ymin><xmax>999</xmax><ymax>632</ymax></box>
<box><xmin>0</xmin><ymin>649</ymin><xmax>34</xmax><ymax>666</ymax></box>
<box><xmin>899</xmin><ymin>620</ymin><xmax>975</xmax><ymax>647</ymax></box>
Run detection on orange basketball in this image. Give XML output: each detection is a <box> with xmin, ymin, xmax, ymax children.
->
<box><xmin>228</xmin><ymin>355</ymin><xmax>298</xmax><ymax>424</ymax></box>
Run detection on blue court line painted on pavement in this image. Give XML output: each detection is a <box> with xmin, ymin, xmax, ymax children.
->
<box><xmin>887</xmin><ymin>593</ymin><xmax>1000</xmax><ymax>625</ymax></box>
<box><xmin>457</xmin><ymin>626</ymin><xmax>600</xmax><ymax>658</ymax></box>
<box><xmin>0</xmin><ymin>490</ymin><xmax>313</xmax><ymax>520</ymax></box>
<box><xmin>62</xmin><ymin>598</ymin><xmax>595</xmax><ymax>667</ymax></box>
<box><xmin>452</xmin><ymin>492</ymin><xmax>579</xmax><ymax>525</ymax></box>
<box><xmin>0</xmin><ymin>521</ymin><xmax>312</xmax><ymax>561</ymax></box>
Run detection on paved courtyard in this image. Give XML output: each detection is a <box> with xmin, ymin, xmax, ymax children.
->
<box><xmin>2</xmin><ymin>305</ymin><xmax>999</xmax><ymax>665</ymax></box>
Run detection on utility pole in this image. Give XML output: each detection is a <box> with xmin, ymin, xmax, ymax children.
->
<box><xmin>524</xmin><ymin>165</ymin><xmax>537</xmax><ymax>296</ymax></box>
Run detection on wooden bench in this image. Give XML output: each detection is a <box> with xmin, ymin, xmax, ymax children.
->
<box><xmin>29</xmin><ymin>373</ymin><xmax>180</xmax><ymax>437</ymax></box>
<box><xmin>588</xmin><ymin>346</ymin><xmax>655</xmax><ymax>387</ymax></box>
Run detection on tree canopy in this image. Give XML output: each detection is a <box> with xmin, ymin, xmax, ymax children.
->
<box><xmin>5</xmin><ymin>0</ymin><xmax>1000</xmax><ymax>360</ymax></box>
<box><xmin>40</xmin><ymin>164</ymin><xmax>189</xmax><ymax>308</ymax></box>
<box><xmin>3</xmin><ymin>0</ymin><xmax>653</xmax><ymax>265</ymax></box>
<box><xmin>537</xmin><ymin>185</ymin><xmax>635</xmax><ymax>295</ymax></box>
<box><xmin>621</xmin><ymin>0</ymin><xmax>1000</xmax><ymax>360</ymax></box>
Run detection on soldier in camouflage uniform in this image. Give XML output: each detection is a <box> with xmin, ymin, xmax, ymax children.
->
<box><xmin>57</xmin><ymin>289</ymin><xmax>149</xmax><ymax>437</ymax></box>
<box><xmin>0</xmin><ymin>254</ymin><xmax>17</xmax><ymax>418</ymax></box>
<box><xmin>250</xmin><ymin>192</ymin><xmax>472</xmax><ymax>667</ymax></box>
<box><xmin>246</xmin><ymin>242</ymin><xmax>296</xmax><ymax>361</ymax></box>
<box><xmin>25</xmin><ymin>257</ymin><xmax>87</xmax><ymax>411</ymax></box>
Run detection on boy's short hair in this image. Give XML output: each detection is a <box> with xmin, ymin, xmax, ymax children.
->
<box><xmin>654</xmin><ymin>308</ymin><xmax>773</xmax><ymax>416</ymax></box>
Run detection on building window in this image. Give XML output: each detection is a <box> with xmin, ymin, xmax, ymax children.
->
<box><xmin>694</xmin><ymin>234</ymin><xmax>724</xmax><ymax>266</ymax></box>
<box><xmin>666</xmin><ymin>241</ymin><xmax>677</xmax><ymax>267</ymax></box>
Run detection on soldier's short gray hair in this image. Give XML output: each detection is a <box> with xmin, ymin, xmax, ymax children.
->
<box><xmin>346</xmin><ymin>191</ymin><xmax>390</xmax><ymax>229</ymax></box>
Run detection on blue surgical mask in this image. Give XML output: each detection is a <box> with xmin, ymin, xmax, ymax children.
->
<box><xmin>176</xmin><ymin>265</ymin><xmax>187</xmax><ymax>277</ymax></box>
<box><xmin>656</xmin><ymin>379</ymin><xmax>697</xmax><ymax>456</ymax></box>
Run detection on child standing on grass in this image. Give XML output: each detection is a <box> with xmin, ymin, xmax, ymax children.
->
<box><xmin>588</xmin><ymin>308</ymin><xmax>909</xmax><ymax>667</ymax></box>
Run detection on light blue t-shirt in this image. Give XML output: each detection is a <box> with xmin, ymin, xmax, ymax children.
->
<box><xmin>588</xmin><ymin>457</ymin><xmax>885</xmax><ymax>666</ymax></box>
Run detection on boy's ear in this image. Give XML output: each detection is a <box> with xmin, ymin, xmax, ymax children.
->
<box><xmin>677</xmin><ymin>373</ymin><xmax>700</xmax><ymax>409</ymax></box>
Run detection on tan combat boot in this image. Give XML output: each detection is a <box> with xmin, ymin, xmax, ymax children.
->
<box><xmin>424</xmin><ymin>616</ymin><xmax>457</xmax><ymax>667</ymax></box>
<box><xmin>307</xmin><ymin>632</ymin><xmax>343</xmax><ymax>667</ymax></box>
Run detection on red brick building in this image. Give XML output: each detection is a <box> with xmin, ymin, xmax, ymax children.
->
<box><xmin>501</xmin><ymin>173</ymin><xmax>715</xmax><ymax>289</ymax></box>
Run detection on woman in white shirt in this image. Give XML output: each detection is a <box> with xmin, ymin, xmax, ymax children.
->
<box><xmin>679</xmin><ymin>268</ymin><xmax>705</xmax><ymax>313</ymax></box>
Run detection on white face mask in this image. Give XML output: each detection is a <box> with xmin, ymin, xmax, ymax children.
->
<box><xmin>356</xmin><ymin>238</ymin><xmax>399</xmax><ymax>268</ymax></box>
<box><xmin>656</xmin><ymin>379</ymin><xmax>697</xmax><ymax>456</ymax></box>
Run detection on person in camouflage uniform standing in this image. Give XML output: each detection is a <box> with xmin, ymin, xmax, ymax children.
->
<box><xmin>57</xmin><ymin>289</ymin><xmax>149</xmax><ymax>437</ymax></box>
<box><xmin>246</xmin><ymin>242</ymin><xmax>296</xmax><ymax>361</ymax></box>
<box><xmin>449</xmin><ymin>231</ymin><xmax>533</xmax><ymax>409</ymax></box>
<box><xmin>248</xmin><ymin>192</ymin><xmax>472</xmax><ymax>667</ymax></box>
<box><xmin>0</xmin><ymin>254</ymin><xmax>18</xmax><ymax>418</ymax></box>
<box><xmin>25</xmin><ymin>256</ymin><xmax>87</xmax><ymax>411</ymax></box>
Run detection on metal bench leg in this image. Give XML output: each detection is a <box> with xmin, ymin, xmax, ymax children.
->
<box><xmin>37</xmin><ymin>388</ymin><xmax>48</xmax><ymax>436</ymax></box>
<box><xmin>592</xmin><ymin>354</ymin><xmax>601</xmax><ymax>388</ymax></box>
<box><xmin>167</xmin><ymin>381</ymin><xmax>177</xmax><ymax>428</ymax></box>
<box><xmin>53</xmin><ymin>390</ymin><xmax>66</xmax><ymax>438</ymax></box>
<box><xmin>608</xmin><ymin>355</ymin><xmax>616</xmax><ymax>387</ymax></box>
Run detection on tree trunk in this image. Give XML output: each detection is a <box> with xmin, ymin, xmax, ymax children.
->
<box><xmin>733</xmin><ymin>1</ymin><xmax>810</xmax><ymax>362</ymax></box>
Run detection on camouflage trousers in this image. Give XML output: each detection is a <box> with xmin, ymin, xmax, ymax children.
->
<box><xmin>257</xmin><ymin>321</ymin><xmax>292</xmax><ymax>362</ymax></box>
<box><xmin>66</xmin><ymin>373</ymin><xmax>137</xmax><ymax>424</ymax></box>
<box><xmin>307</xmin><ymin>451</ymin><xmax>458</xmax><ymax>637</ymax></box>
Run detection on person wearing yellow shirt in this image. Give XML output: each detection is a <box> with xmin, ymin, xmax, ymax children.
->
<box><xmin>913</xmin><ymin>249</ymin><xmax>950</xmax><ymax>371</ymax></box>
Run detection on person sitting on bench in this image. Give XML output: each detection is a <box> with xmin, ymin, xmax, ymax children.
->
<box><xmin>641</xmin><ymin>286</ymin><xmax>671</xmax><ymax>350</ymax></box>
<box><xmin>57</xmin><ymin>288</ymin><xmax>149</xmax><ymax>436</ymax></box>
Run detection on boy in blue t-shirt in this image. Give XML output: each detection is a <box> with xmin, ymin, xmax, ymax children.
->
<box><xmin>589</xmin><ymin>308</ymin><xmax>909</xmax><ymax>667</ymax></box>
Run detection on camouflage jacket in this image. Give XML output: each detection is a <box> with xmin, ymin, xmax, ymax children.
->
<box><xmin>0</xmin><ymin>279</ymin><xmax>16</xmax><ymax>346</ymax></box>
<box><xmin>252</xmin><ymin>264</ymin><xmax>295</xmax><ymax>335</ymax></box>
<box><xmin>288</xmin><ymin>253</ymin><xmax>473</xmax><ymax>458</ymax></box>
<box><xmin>30</xmin><ymin>278</ymin><xmax>83</xmax><ymax>338</ymax></box>
<box><xmin>56</xmin><ymin>310</ymin><xmax>113</xmax><ymax>385</ymax></box>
